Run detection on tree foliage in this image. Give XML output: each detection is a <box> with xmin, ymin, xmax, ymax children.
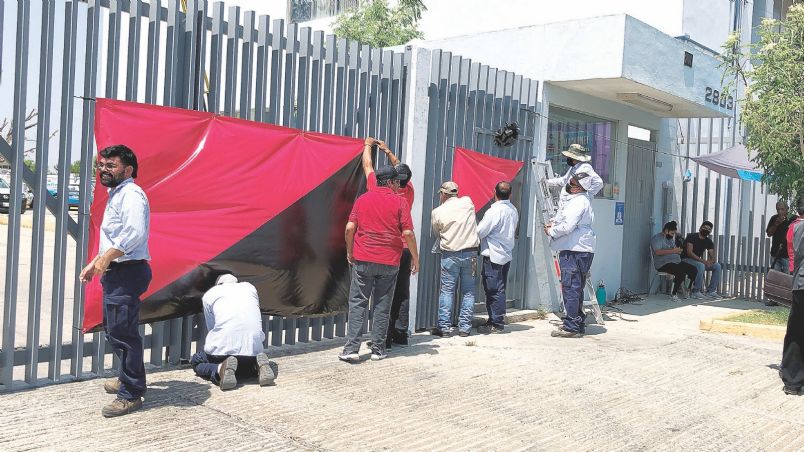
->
<box><xmin>720</xmin><ymin>4</ymin><xmax>804</xmax><ymax>199</ymax></box>
<box><xmin>334</xmin><ymin>0</ymin><xmax>426</xmax><ymax>48</ymax></box>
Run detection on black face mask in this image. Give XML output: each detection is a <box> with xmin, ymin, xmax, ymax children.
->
<box><xmin>665</xmin><ymin>234</ymin><xmax>674</xmax><ymax>240</ymax></box>
<box><xmin>699</xmin><ymin>229</ymin><xmax>711</xmax><ymax>237</ymax></box>
<box><xmin>566</xmin><ymin>157</ymin><xmax>576</xmax><ymax>167</ymax></box>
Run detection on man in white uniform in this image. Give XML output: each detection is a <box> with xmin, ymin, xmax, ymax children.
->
<box><xmin>546</xmin><ymin>144</ymin><xmax>603</xmax><ymax>200</ymax></box>
<box><xmin>190</xmin><ymin>274</ymin><xmax>277</xmax><ymax>390</ymax></box>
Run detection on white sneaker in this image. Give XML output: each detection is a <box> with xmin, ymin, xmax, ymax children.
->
<box><xmin>669</xmin><ymin>294</ymin><xmax>681</xmax><ymax>302</ymax></box>
<box><xmin>338</xmin><ymin>352</ymin><xmax>360</xmax><ymax>363</ymax></box>
<box><xmin>691</xmin><ymin>291</ymin><xmax>707</xmax><ymax>300</ymax></box>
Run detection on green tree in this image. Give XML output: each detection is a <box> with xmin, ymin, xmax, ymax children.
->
<box><xmin>70</xmin><ymin>160</ymin><xmax>81</xmax><ymax>174</ymax></box>
<box><xmin>24</xmin><ymin>159</ymin><xmax>35</xmax><ymax>173</ymax></box>
<box><xmin>720</xmin><ymin>4</ymin><xmax>804</xmax><ymax>199</ymax></box>
<box><xmin>334</xmin><ymin>0</ymin><xmax>426</xmax><ymax>48</ymax></box>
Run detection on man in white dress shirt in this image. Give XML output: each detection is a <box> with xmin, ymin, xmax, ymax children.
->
<box><xmin>476</xmin><ymin>182</ymin><xmax>519</xmax><ymax>334</ymax></box>
<box><xmin>80</xmin><ymin>144</ymin><xmax>151</xmax><ymax>418</ymax></box>
<box><xmin>190</xmin><ymin>274</ymin><xmax>277</xmax><ymax>390</ymax></box>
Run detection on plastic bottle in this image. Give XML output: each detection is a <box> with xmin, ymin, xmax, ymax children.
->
<box><xmin>596</xmin><ymin>280</ymin><xmax>606</xmax><ymax>306</ymax></box>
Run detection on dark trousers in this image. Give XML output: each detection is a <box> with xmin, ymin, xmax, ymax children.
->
<box><xmin>559</xmin><ymin>250</ymin><xmax>594</xmax><ymax>333</ymax></box>
<box><xmin>388</xmin><ymin>249</ymin><xmax>412</xmax><ymax>339</ymax></box>
<box><xmin>782</xmin><ymin>290</ymin><xmax>804</xmax><ymax>389</ymax></box>
<box><xmin>482</xmin><ymin>257</ymin><xmax>510</xmax><ymax>329</ymax></box>
<box><xmin>343</xmin><ymin>260</ymin><xmax>399</xmax><ymax>355</ymax></box>
<box><xmin>101</xmin><ymin>261</ymin><xmax>152</xmax><ymax>400</ymax></box>
<box><xmin>190</xmin><ymin>351</ymin><xmax>259</xmax><ymax>384</ymax></box>
<box><xmin>657</xmin><ymin>261</ymin><xmax>698</xmax><ymax>295</ymax></box>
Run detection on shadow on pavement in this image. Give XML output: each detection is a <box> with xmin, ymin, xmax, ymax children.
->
<box><xmin>141</xmin><ymin>379</ymin><xmax>211</xmax><ymax>411</ymax></box>
<box><xmin>601</xmin><ymin>296</ymin><xmax>766</xmax><ymax>318</ymax></box>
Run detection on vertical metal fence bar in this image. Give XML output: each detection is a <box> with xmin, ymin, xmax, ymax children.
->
<box><xmin>321</xmin><ymin>34</ymin><xmax>335</xmax><ymax>134</ymax></box>
<box><xmin>388</xmin><ymin>52</ymin><xmax>404</xmax><ymax>152</ymax></box>
<box><xmin>378</xmin><ymin>50</ymin><xmax>393</xmax><ymax>143</ymax></box>
<box><xmin>333</xmin><ymin>38</ymin><xmax>347</xmax><ymax>136</ymax></box>
<box><xmin>343</xmin><ymin>41</ymin><xmax>358</xmax><ymax>136</ymax></box>
<box><xmin>295</xmin><ymin>27</ymin><xmax>311</xmax><ymax>130</ymax></box>
<box><xmin>308</xmin><ymin>31</ymin><xmax>323</xmax><ymax>132</ymax></box>
<box><xmin>222</xmin><ymin>5</ymin><xmax>240</xmax><ymax>117</ymax></box>
<box><xmin>253</xmin><ymin>15</ymin><xmax>270</xmax><ymax>122</ymax></box>
<box><xmin>268</xmin><ymin>19</ymin><xmax>285</xmax><ymax>125</ymax></box>
<box><xmin>49</xmin><ymin>0</ymin><xmax>80</xmax><ymax>381</ymax></box>
<box><xmin>281</xmin><ymin>22</ymin><xmax>297</xmax><ymax>128</ymax></box>
<box><xmin>125</xmin><ymin>0</ymin><xmax>143</xmax><ymax>101</ymax></box>
<box><xmin>238</xmin><ymin>10</ymin><xmax>255</xmax><ymax>120</ymax></box>
<box><xmin>24</xmin><ymin>0</ymin><xmax>56</xmax><ymax>385</ymax></box>
<box><xmin>355</xmin><ymin>45</ymin><xmax>369</xmax><ymax>138</ymax></box>
<box><xmin>207</xmin><ymin>1</ymin><xmax>224</xmax><ymax>114</ymax></box>
<box><xmin>366</xmin><ymin>48</ymin><xmax>381</xmax><ymax>139</ymax></box>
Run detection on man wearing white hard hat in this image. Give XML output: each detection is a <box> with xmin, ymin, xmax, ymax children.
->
<box><xmin>546</xmin><ymin>144</ymin><xmax>603</xmax><ymax>200</ymax></box>
<box><xmin>189</xmin><ymin>273</ymin><xmax>277</xmax><ymax>390</ymax></box>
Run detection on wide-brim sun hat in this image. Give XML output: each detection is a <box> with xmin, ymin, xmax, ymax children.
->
<box><xmin>561</xmin><ymin>143</ymin><xmax>591</xmax><ymax>162</ymax></box>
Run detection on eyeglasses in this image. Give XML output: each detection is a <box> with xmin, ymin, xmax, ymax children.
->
<box><xmin>97</xmin><ymin>163</ymin><xmax>120</xmax><ymax>171</ymax></box>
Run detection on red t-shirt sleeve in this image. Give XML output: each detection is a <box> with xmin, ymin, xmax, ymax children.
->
<box><xmin>348</xmin><ymin>197</ymin><xmax>361</xmax><ymax>223</ymax></box>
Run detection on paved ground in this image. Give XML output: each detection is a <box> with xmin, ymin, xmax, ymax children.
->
<box><xmin>1</xmin><ymin>297</ymin><xmax>802</xmax><ymax>451</ymax></box>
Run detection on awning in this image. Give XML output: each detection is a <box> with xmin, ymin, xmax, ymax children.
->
<box><xmin>690</xmin><ymin>144</ymin><xmax>763</xmax><ymax>181</ymax></box>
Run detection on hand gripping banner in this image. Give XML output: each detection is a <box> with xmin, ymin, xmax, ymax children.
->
<box><xmin>82</xmin><ymin>99</ymin><xmax>364</xmax><ymax>331</ymax></box>
<box><xmin>452</xmin><ymin>146</ymin><xmax>525</xmax><ymax>213</ymax></box>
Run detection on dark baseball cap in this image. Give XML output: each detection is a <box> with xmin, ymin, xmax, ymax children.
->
<box><xmin>375</xmin><ymin>165</ymin><xmax>399</xmax><ymax>182</ymax></box>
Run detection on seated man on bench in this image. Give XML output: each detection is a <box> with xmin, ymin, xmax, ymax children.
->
<box><xmin>651</xmin><ymin>221</ymin><xmax>697</xmax><ymax>301</ymax></box>
<box><xmin>682</xmin><ymin>221</ymin><xmax>724</xmax><ymax>300</ymax></box>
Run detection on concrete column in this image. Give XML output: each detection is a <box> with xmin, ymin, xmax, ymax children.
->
<box><xmin>400</xmin><ymin>46</ymin><xmax>432</xmax><ymax>333</ymax></box>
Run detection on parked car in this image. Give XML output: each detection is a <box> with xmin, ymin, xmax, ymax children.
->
<box><xmin>0</xmin><ymin>177</ymin><xmax>27</xmax><ymax>214</ymax></box>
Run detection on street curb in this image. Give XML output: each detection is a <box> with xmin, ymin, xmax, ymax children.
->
<box><xmin>0</xmin><ymin>214</ymin><xmax>55</xmax><ymax>232</ymax></box>
<box><xmin>699</xmin><ymin>318</ymin><xmax>786</xmax><ymax>341</ymax></box>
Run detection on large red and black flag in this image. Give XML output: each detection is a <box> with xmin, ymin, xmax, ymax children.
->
<box><xmin>82</xmin><ymin>99</ymin><xmax>364</xmax><ymax>332</ymax></box>
<box><xmin>452</xmin><ymin>146</ymin><xmax>525</xmax><ymax>215</ymax></box>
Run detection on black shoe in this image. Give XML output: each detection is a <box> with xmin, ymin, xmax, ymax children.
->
<box><xmin>385</xmin><ymin>336</ymin><xmax>393</xmax><ymax>349</ymax></box>
<box><xmin>458</xmin><ymin>331</ymin><xmax>470</xmax><ymax>337</ymax></box>
<box><xmin>392</xmin><ymin>329</ymin><xmax>409</xmax><ymax>346</ymax></box>
<box><xmin>765</xmin><ymin>300</ymin><xmax>779</xmax><ymax>306</ymax></box>
<box><xmin>784</xmin><ymin>386</ymin><xmax>802</xmax><ymax>396</ymax></box>
<box><xmin>431</xmin><ymin>327</ymin><xmax>452</xmax><ymax>338</ymax></box>
<box><xmin>478</xmin><ymin>324</ymin><xmax>504</xmax><ymax>334</ymax></box>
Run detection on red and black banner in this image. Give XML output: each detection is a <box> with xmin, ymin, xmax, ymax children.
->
<box><xmin>452</xmin><ymin>146</ymin><xmax>525</xmax><ymax>214</ymax></box>
<box><xmin>83</xmin><ymin>99</ymin><xmax>364</xmax><ymax>332</ymax></box>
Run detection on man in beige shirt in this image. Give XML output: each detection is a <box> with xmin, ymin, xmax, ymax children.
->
<box><xmin>431</xmin><ymin>181</ymin><xmax>480</xmax><ymax>337</ymax></box>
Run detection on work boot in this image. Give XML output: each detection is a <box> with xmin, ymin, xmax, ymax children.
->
<box><xmin>551</xmin><ymin>328</ymin><xmax>583</xmax><ymax>338</ymax></box>
<box><xmin>102</xmin><ymin>397</ymin><xmax>143</xmax><ymax>418</ymax></box>
<box><xmin>431</xmin><ymin>327</ymin><xmax>452</xmax><ymax>338</ymax></box>
<box><xmin>256</xmin><ymin>352</ymin><xmax>277</xmax><ymax>387</ymax></box>
<box><xmin>103</xmin><ymin>378</ymin><xmax>121</xmax><ymax>394</ymax></box>
<box><xmin>218</xmin><ymin>356</ymin><xmax>238</xmax><ymax>391</ymax></box>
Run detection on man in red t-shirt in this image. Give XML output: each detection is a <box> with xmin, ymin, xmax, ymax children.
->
<box><xmin>340</xmin><ymin>165</ymin><xmax>420</xmax><ymax>363</ymax></box>
<box><xmin>362</xmin><ymin>137</ymin><xmax>415</xmax><ymax>348</ymax></box>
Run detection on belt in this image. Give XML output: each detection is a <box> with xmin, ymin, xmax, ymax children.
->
<box><xmin>459</xmin><ymin>247</ymin><xmax>479</xmax><ymax>253</ymax></box>
<box><xmin>109</xmin><ymin>259</ymin><xmax>147</xmax><ymax>267</ymax></box>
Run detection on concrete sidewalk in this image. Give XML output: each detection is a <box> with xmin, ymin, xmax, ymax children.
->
<box><xmin>2</xmin><ymin>298</ymin><xmax>803</xmax><ymax>451</ymax></box>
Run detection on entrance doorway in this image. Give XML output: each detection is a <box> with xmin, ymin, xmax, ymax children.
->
<box><xmin>620</xmin><ymin>138</ymin><xmax>656</xmax><ymax>293</ymax></box>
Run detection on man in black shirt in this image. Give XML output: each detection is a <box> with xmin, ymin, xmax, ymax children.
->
<box><xmin>767</xmin><ymin>201</ymin><xmax>792</xmax><ymax>274</ymax></box>
<box><xmin>682</xmin><ymin>221</ymin><xmax>723</xmax><ymax>300</ymax></box>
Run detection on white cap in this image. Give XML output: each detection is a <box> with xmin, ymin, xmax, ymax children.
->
<box><xmin>215</xmin><ymin>274</ymin><xmax>238</xmax><ymax>285</ymax></box>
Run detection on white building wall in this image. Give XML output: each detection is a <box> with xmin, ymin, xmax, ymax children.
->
<box><xmin>542</xmin><ymin>84</ymin><xmax>663</xmax><ymax>297</ymax></box>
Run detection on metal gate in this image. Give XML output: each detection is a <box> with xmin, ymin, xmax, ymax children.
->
<box><xmin>0</xmin><ymin>0</ymin><xmax>408</xmax><ymax>392</ymax></box>
<box><xmin>621</xmin><ymin>138</ymin><xmax>656</xmax><ymax>293</ymax></box>
<box><xmin>412</xmin><ymin>49</ymin><xmax>539</xmax><ymax>330</ymax></box>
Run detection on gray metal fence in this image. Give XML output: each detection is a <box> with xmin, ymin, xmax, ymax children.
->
<box><xmin>676</xmin><ymin>116</ymin><xmax>781</xmax><ymax>302</ymax></box>
<box><xmin>0</xmin><ymin>0</ymin><xmax>410</xmax><ymax>392</ymax></box>
<box><xmin>413</xmin><ymin>49</ymin><xmax>539</xmax><ymax>330</ymax></box>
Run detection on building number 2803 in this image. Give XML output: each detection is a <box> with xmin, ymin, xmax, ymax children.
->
<box><xmin>704</xmin><ymin>87</ymin><xmax>734</xmax><ymax>110</ymax></box>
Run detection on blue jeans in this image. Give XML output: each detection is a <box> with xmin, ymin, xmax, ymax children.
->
<box><xmin>190</xmin><ymin>351</ymin><xmax>259</xmax><ymax>384</ymax></box>
<box><xmin>101</xmin><ymin>261</ymin><xmax>152</xmax><ymax>400</ymax></box>
<box><xmin>772</xmin><ymin>257</ymin><xmax>790</xmax><ymax>274</ymax></box>
<box><xmin>438</xmin><ymin>250</ymin><xmax>477</xmax><ymax>333</ymax></box>
<box><xmin>482</xmin><ymin>257</ymin><xmax>509</xmax><ymax>329</ymax></box>
<box><xmin>559</xmin><ymin>251</ymin><xmax>594</xmax><ymax>333</ymax></box>
<box><xmin>682</xmin><ymin>258</ymin><xmax>722</xmax><ymax>293</ymax></box>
